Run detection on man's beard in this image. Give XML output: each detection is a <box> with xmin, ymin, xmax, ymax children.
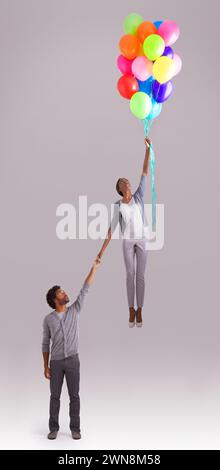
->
<box><xmin>59</xmin><ymin>297</ymin><xmax>69</xmax><ymax>305</ymax></box>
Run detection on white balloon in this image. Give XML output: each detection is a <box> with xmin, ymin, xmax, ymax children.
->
<box><xmin>173</xmin><ymin>53</ymin><xmax>182</xmax><ymax>77</ymax></box>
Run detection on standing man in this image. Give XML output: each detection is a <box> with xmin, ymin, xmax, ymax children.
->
<box><xmin>42</xmin><ymin>258</ymin><xmax>101</xmax><ymax>440</ymax></box>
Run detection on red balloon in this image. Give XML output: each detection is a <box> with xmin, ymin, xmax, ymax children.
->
<box><xmin>117</xmin><ymin>75</ymin><xmax>139</xmax><ymax>99</ymax></box>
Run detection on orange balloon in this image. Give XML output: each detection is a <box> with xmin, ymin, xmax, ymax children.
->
<box><xmin>137</xmin><ymin>43</ymin><xmax>144</xmax><ymax>56</ymax></box>
<box><xmin>137</xmin><ymin>21</ymin><xmax>157</xmax><ymax>43</ymax></box>
<box><xmin>119</xmin><ymin>34</ymin><xmax>140</xmax><ymax>60</ymax></box>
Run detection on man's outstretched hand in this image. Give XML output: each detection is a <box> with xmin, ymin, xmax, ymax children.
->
<box><xmin>84</xmin><ymin>256</ymin><xmax>101</xmax><ymax>285</ymax></box>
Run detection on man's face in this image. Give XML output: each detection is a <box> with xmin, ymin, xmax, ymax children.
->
<box><xmin>55</xmin><ymin>288</ymin><xmax>69</xmax><ymax>306</ymax></box>
<box><xmin>119</xmin><ymin>178</ymin><xmax>131</xmax><ymax>195</ymax></box>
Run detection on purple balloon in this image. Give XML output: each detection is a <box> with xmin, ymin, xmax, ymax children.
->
<box><xmin>152</xmin><ymin>80</ymin><xmax>173</xmax><ymax>103</ymax></box>
<box><xmin>162</xmin><ymin>46</ymin><xmax>174</xmax><ymax>59</ymax></box>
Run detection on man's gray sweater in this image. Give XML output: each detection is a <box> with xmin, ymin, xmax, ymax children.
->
<box><xmin>42</xmin><ymin>281</ymin><xmax>90</xmax><ymax>360</ymax></box>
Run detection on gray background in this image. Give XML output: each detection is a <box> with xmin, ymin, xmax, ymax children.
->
<box><xmin>1</xmin><ymin>0</ymin><xmax>219</xmax><ymax>449</ymax></box>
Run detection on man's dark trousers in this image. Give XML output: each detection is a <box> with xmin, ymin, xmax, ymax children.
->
<box><xmin>49</xmin><ymin>354</ymin><xmax>80</xmax><ymax>432</ymax></box>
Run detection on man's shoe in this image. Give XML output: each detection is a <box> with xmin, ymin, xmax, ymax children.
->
<box><xmin>136</xmin><ymin>307</ymin><xmax>143</xmax><ymax>327</ymax></box>
<box><xmin>129</xmin><ymin>307</ymin><xmax>136</xmax><ymax>328</ymax></box>
<box><xmin>47</xmin><ymin>430</ymin><xmax>58</xmax><ymax>440</ymax></box>
<box><xmin>72</xmin><ymin>430</ymin><xmax>81</xmax><ymax>440</ymax></box>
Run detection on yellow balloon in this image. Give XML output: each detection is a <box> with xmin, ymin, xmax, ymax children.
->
<box><xmin>153</xmin><ymin>56</ymin><xmax>175</xmax><ymax>84</ymax></box>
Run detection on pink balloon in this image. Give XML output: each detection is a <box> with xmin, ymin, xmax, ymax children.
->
<box><xmin>131</xmin><ymin>56</ymin><xmax>153</xmax><ymax>81</ymax></box>
<box><xmin>172</xmin><ymin>53</ymin><xmax>182</xmax><ymax>76</ymax></box>
<box><xmin>158</xmin><ymin>20</ymin><xmax>180</xmax><ymax>46</ymax></box>
<box><xmin>117</xmin><ymin>55</ymin><xmax>133</xmax><ymax>75</ymax></box>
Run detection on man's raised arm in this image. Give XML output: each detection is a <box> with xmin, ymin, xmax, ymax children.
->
<box><xmin>84</xmin><ymin>257</ymin><xmax>101</xmax><ymax>285</ymax></box>
<box><xmin>73</xmin><ymin>258</ymin><xmax>101</xmax><ymax>313</ymax></box>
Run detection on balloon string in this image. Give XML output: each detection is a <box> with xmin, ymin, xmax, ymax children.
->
<box><xmin>143</xmin><ymin>117</ymin><xmax>156</xmax><ymax>232</ymax></box>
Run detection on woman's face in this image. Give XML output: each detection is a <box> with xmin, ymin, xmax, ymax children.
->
<box><xmin>119</xmin><ymin>178</ymin><xmax>131</xmax><ymax>195</ymax></box>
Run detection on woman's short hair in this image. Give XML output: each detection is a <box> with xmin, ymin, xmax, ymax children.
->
<box><xmin>116</xmin><ymin>178</ymin><xmax>123</xmax><ymax>196</ymax></box>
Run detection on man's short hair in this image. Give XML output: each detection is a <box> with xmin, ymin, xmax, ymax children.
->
<box><xmin>46</xmin><ymin>285</ymin><xmax>60</xmax><ymax>309</ymax></box>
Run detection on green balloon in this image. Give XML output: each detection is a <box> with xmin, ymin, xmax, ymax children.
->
<box><xmin>123</xmin><ymin>12</ymin><xmax>144</xmax><ymax>35</ymax></box>
<box><xmin>143</xmin><ymin>34</ymin><xmax>165</xmax><ymax>61</ymax></box>
<box><xmin>130</xmin><ymin>92</ymin><xmax>152</xmax><ymax>120</ymax></box>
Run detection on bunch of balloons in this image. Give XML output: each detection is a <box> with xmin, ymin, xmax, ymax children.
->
<box><xmin>117</xmin><ymin>13</ymin><xmax>182</xmax><ymax>133</ymax></box>
<box><xmin>116</xmin><ymin>14</ymin><xmax>182</xmax><ymax>232</ymax></box>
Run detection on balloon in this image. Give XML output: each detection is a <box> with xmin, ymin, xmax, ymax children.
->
<box><xmin>117</xmin><ymin>75</ymin><xmax>139</xmax><ymax>99</ymax></box>
<box><xmin>123</xmin><ymin>13</ymin><xmax>144</xmax><ymax>35</ymax></box>
<box><xmin>162</xmin><ymin>46</ymin><xmax>174</xmax><ymax>59</ymax></box>
<box><xmin>158</xmin><ymin>21</ymin><xmax>180</xmax><ymax>46</ymax></box>
<box><xmin>154</xmin><ymin>21</ymin><xmax>163</xmax><ymax>29</ymax></box>
<box><xmin>131</xmin><ymin>56</ymin><xmax>153</xmax><ymax>81</ymax></box>
<box><xmin>137</xmin><ymin>43</ymin><xmax>144</xmax><ymax>56</ymax></box>
<box><xmin>130</xmin><ymin>91</ymin><xmax>152</xmax><ymax>119</ymax></box>
<box><xmin>172</xmin><ymin>53</ymin><xmax>182</xmax><ymax>76</ymax></box>
<box><xmin>137</xmin><ymin>21</ymin><xmax>157</xmax><ymax>43</ymax></box>
<box><xmin>117</xmin><ymin>55</ymin><xmax>134</xmax><ymax>75</ymax></box>
<box><xmin>119</xmin><ymin>34</ymin><xmax>140</xmax><ymax>60</ymax></box>
<box><xmin>143</xmin><ymin>34</ymin><xmax>165</xmax><ymax>61</ymax></box>
<box><xmin>137</xmin><ymin>76</ymin><xmax>154</xmax><ymax>95</ymax></box>
<box><xmin>153</xmin><ymin>56</ymin><xmax>175</xmax><ymax>83</ymax></box>
<box><xmin>148</xmin><ymin>99</ymin><xmax>162</xmax><ymax>120</ymax></box>
<box><xmin>152</xmin><ymin>80</ymin><xmax>173</xmax><ymax>103</ymax></box>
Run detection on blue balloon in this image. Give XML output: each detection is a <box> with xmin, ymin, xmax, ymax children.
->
<box><xmin>148</xmin><ymin>99</ymin><xmax>162</xmax><ymax>120</ymax></box>
<box><xmin>162</xmin><ymin>46</ymin><xmax>174</xmax><ymax>59</ymax></box>
<box><xmin>152</xmin><ymin>80</ymin><xmax>173</xmax><ymax>103</ymax></box>
<box><xmin>137</xmin><ymin>77</ymin><xmax>154</xmax><ymax>95</ymax></box>
<box><xmin>154</xmin><ymin>21</ymin><xmax>163</xmax><ymax>29</ymax></box>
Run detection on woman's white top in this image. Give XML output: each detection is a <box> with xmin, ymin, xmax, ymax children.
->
<box><xmin>120</xmin><ymin>196</ymin><xmax>147</xmax><ymax>240</ymax></box>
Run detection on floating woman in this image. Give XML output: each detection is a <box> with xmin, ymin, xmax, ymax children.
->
<box><xmin>97</xmin><ymin>137</ymin><xmax>151</xmax><ymax>327</ymax></box>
